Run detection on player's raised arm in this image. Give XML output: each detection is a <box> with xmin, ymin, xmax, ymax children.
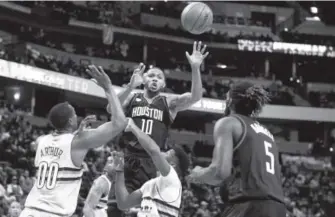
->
<box><xmin>107</xmin><ymin>63</ymin><xmax>146</xmax><ymax>113</ymax></box>
<box><xmin>112</xmin><ymin>152</ymin><xmax>143</xmax><ymax>210</ymax></box>
<box><xmin>83</xmin><ymin>176</ymin><xmax>109</xmax><ymax>217</ymax></box>
<box><xmin>73</xmin><ymin>65</ymin><xmax>127</xmax><ymax>150</ymax></box>
<box><xmin>124</xmin><ymin>118</ymin><xmax>171</xmax><ymax>176</ymax></box>
<box><xmin>167</xmin><ymin>41</ymin><xmax>208</xmax><ymax>118</ymax></box>
<box><xmin>188</xmin><ymin>117</ymin><xmax>239</xmax><ymax>185</ymax></box>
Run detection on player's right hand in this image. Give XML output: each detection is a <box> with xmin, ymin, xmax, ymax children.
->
<box><xmin>86</xmin><ymin>65</ymin><xmax>112</xmax><ymax>90</ymax></box>
<box><xmin>124</xmin><ymin>118</ymin><xmax>135</xmax><ymax>133</ymax></box>
<box><xmin>129</xmin><ymin>63</ymin><xmax>146</xmax><ymax>88</ymax></box>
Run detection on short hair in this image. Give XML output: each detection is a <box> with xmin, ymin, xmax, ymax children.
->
<box><xmin>146</xmin><ymin>67</ymin><xmax>166</xmax><ymax>80</ymax></box>
<box><xmin>172</xmin><ymin>145</ymin><xmax>190</xmax><ymax>177</ymax></box>
<box><xmin>48</xmin><ymin>102</ymin><xmax>74</xmax><ymax>130</ymax></box>
<box><xmin>229</xmin><ymin>82</ymin><xmax>270</xmax><ymax>116</ymax></box>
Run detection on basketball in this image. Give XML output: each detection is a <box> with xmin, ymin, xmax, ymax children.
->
<box><xmin>181</xmin><ymin>2</ymin><xmax>213</xmax><ymax>35</ymax></box>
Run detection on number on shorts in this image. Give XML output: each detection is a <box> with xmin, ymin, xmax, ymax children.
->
<box><xmin>36</xmin><ymin>162</ymin><xmax>59</xmax><ymax>189</ymax></box>
<box><xmin>141</xmin><ymin>119</ymin><xmax>153</xmax><ymax>135</ymax></box>
<box><xmin>264</xmin><ymin>141</ymin><xmax>275</xmax><ymax>175</ymax></box>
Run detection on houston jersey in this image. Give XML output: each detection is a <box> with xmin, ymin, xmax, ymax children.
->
<box><xmin>222</xmin><ymin>114</ymin><xmax>284</xmax><ymax>203</ymax></box>
<box><xmin>138</xmin><ymin>166</ymin><xmax>181</xmax><ymax>217</ymax></box>
<box><xmin>25</xmin><ymin>133</ymin><xmax>83</xmax><ymax>216</ymax></box>
<box><xmin>123</xmin><ymin>93</ymin><xmax>172</xmax><ymax>153</ymax></box>
<box><xmin>95</xmin><ymin>175</ymin><xmax>112</xmax><ymax>210</ymax></box>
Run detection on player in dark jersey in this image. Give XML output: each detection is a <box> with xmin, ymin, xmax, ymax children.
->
<box><xmin>188</xmin><ymin>82</ymin><xmax>286</xmax><ymax>217</ymax></box>
<box><xmin>107</xmin><ymin>41</ymin><xmax>209</xmax><ymax>193</ymax></box>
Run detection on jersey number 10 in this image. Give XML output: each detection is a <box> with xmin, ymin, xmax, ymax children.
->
<box><xmin>141</xmin><ymin>119</ymin><xmax>153</xmax><ymax>135</ymax></box>
<box><xmin>36</xmin><ymin>162</ymin><xmax>59</xmax><ymax>189</ymax></box>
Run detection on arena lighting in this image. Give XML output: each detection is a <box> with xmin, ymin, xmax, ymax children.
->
<box><xmin>310</xmin><ymin>6</ymin><xmax>318</xmax><ymax>14</ymax></box>
<box><xmin>13</xmin><ymin>92</ymin><xmax>20</xmax><ymax>101</ymax></box>
<box><xmin>313</xmin><ymin>16</ymin><xmax>320</xmax><ymax>21</ymax></box>
<box><xmin>216</xmin><ymin>64</ymin><xmax>227</xmax><ymax>69</ymax></box>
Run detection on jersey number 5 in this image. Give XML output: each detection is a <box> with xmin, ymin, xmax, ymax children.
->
<box><xmin>141</xmin><ymin>119</ymin><xmax>153</xmax><ymax>135</ymax></box>
<box><xmin>36</xmin><ymin>162</ymin><xmax>59</xmax><ymax>189</ymax></box>
<box><xmin>264</xmin><ymin>141</ymin><xmax>275</xmax><ymax>175</ymax></box>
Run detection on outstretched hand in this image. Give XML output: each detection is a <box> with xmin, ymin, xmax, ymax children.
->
<box><xmin>86</xmin><ymin>65</ymin><xmax>112</xmax><ymax>90</ymax></box>
<box><xmin>186</xmin><ymin>41</ymin><xmax>209</xmax><ymax>69</ymax></box>
<box><xmin>129</xmin><ymin>63</ymin><xmax>146</xmax><ymax>89</ymax></box>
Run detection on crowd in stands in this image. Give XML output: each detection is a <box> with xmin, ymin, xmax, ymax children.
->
<box><xmin>281</xmin><ymin>31</ymin><xmax>335</xmax><ymax>47</ymax></box>
<box><xmin>0</xmin><ymin>31</ymin><xmax>298</xmax><ymax>107</ymax></box>
<box><xmin>0</xmin><ymin>2</ymin><xmax>335</xmax><ymax>217</ymax></box>
<box><xmin>14</xmin><ymin>1</ymin><xmax>274</xmax><ymax>43</ymax></box>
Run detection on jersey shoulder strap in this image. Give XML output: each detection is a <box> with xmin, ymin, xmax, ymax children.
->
<box><xmin>229</xmin><ymin>114</ymin><xmax>248</xmax><ymax>151</ymax></box>
<box><xmin>125</xmin><ymin>92</ymin><xmax>141</xmax><ymax>114</ymax></box>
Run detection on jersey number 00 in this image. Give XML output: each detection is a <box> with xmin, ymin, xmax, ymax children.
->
<box><xmin>36</xmin><ymin>162</ymin><xmax>59</xmax><ymax>189</ymax></box>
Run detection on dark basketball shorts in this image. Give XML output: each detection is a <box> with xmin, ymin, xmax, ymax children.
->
<box><xmin>124</xmin><ymin>154</ymin><xmax>157</xmax><ymax>192</ymax></box>
<box><xmin>221</xmin><ymin>200</ymin><xmax>287</xmax><ymax>217</ymax></box>
<box><xmin>107</xmin><ymin>203</ymin><xmax>123</xmax><ymax>217</ymax></box>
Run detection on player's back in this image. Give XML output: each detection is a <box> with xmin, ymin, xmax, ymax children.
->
<box><xmin>223</xmin><ymin>114</ymin><xmax>284</xmax><ymax>203</ymax></box>
<box><xmin>24</xmin><ymin>132</ymin><xmax>83</xmax><ymax>217</ymax></box>
<box><xmin>123</xmin><ymin>93</ymin><xmax>172</xmax><ymax>154</ymax></box>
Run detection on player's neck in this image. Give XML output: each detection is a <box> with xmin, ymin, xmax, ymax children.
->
<box><xmin>143</xmin><ymin>90</ymin><xmax>159</xmax><ymax>100</ymax></box>
<box><xmin>55</xmin><ymin>127</ymin><xmax>73</xmax><ymax>135</ymax></box>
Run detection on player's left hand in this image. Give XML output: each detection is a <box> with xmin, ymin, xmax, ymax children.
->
<box><xmin>186</xmin><ymin>41</ymin><xmax>209</xmax><ymax>69</ymax></box>
<box><xmin>86</xmin><ymin>65</ymin><xmax>112</xmax><ymax>90</ymax></box>
<box><xmin>76</xmin><ymin>115</ymin><xmax>97</xmax><ymax>133</ymax></box>
<box><xmin>110</xmin><ymin>151</ymin><xmax>125</xmax><ymax>172</ymax></box>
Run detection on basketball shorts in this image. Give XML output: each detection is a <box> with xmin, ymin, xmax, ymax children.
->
<box><xmin>124</xmin><ymin>153</ymin><xmax>157</xmax><ymax>192</ymax></box>
<box><xmin>20</xmin><ymin>208</ymin><xmax>69</xmax><ymax>217</ymax></box>
<box><xmin>221</xmin><ymin>200</ymin><xmax>287</xmax><ymax>217</ymax></box>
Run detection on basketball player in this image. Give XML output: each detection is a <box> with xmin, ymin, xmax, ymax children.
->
<box><xmin>113</xmin><ymin>118</ymin><xmax>190</xmax><ymax>217</ymax></box>
<box><xmin>188</xmin><ymin>82</ymin><xmax>286</xmax><ymax>217</ymax></box>
<box><xmin>109</xmin><ymin>41</ymin><xmax>208</xmax><ymax>193</ymax></box>
<box><xmin>83</xmin><ymin>156</ymin><xmax>116</xmax><ymax>217</ymax></box>
<box><xmin>20</xmin><ymin>65</ymin><xmax>128</xmax><ymax>217</ymax></box>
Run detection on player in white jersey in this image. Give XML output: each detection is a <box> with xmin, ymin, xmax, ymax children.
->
<box><xmin>113</xmin><ymin>118</ymin><xmax>190</xmax><ymax>217</ymax></box>
<box><xmin>83</xmin><ymin>157</ymin><xmax>116</xmax><ymax>217</ymax></box>
<box><xmin>20</xmin><ymin>65</ymin><xmax>128</xmax><ymax>217</ymax></box>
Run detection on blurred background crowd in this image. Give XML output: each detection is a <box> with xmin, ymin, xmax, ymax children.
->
<box><xmin>0</xmin><ymin>1</ymin><xmax>335</xmax><ymax>217</ymax></box>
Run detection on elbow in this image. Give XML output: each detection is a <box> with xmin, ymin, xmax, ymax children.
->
<box><xmin>112</xmin><ymin>116</ymin><xmax>128</xmax><ymax>131</ymax></box>
<box><xmin>212</xmin><ymin>164</ymin><xmax>230</xmax><ymax>180</ymax></box>
<box><xmin>217</xmin><ymin>169</ymin><xmax>231</xmax><ymax>180</ymax></box>
<box><xmin>192</xmin><ymin>92</ymin><xmax>203</xmax><ymax>103</ymax></box>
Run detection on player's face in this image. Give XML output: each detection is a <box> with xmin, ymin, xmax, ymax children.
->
<box><xmin>165</xmin><ymin>149</ymin><xmax>178</xmax><ymax>168</ymax></box>
<box><xmin>143</xmin><ymin>69</ymin><xmax>166</xmax><ymax>93</ymax></box>
<box><xmin>104</xmin><ymin>157</ymin><xmax>115</xmax><ymax>177</ymax></box>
